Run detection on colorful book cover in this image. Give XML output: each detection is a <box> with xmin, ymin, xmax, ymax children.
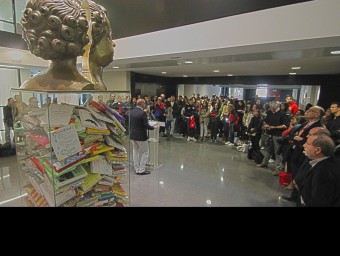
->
<box><xmin>79</xmin><ymin>168</ymin><xmax>103</xmax><ymax>193</ymax></box>
<box><xmin>90</xmin><ymin>101</ymin><xmax>106</xmax><ymax>112</ymax></box>
<box><xmin>45</xmin><ymin>165</ymin><xmax>88</xmax><ymax>190</ymax></box>
<box><xmin>49</xmin><ymin>151</ymin><xmax>87</xmax><ymax>173</ymax></box>
<box><xmin>105</xmin><ymin>106</ymin><xmax>125</xmax><ymax>123</ymax></box>
<box><xmin>86</xmin><ymin>128</ymin><xmax>110</xmax><ymax>135</ymax></box>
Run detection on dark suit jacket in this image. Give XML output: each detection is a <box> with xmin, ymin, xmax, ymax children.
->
<box><xmin>130</xmin><ymin>107</ymin><xmax>154</xmax><ymax>141</ymax></box>
<box><xmin>299</xmin><ymin>156</ymin><xmax>340</xmax><ymax>207</ymax></box>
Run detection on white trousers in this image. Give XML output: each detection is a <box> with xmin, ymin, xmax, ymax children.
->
<box><xmin>170</xmin><ymin>118</ymin><xmax>176</xmax><ymax>135</ymax></box>
<box><xmin>131</xmin><ymin>140</ymin><xmax>149</xmax><ymax>173</ymax></box>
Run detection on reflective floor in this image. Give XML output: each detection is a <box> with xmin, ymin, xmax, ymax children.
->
<box><xmin>0</xmin><ymin>134</ymin><xmax>295</xmax><ymax>207</ymax></box>
<box><xmin>130</xmin><ymin>135</ymin><xmax>295</xmax><ymax>207</ymax></box>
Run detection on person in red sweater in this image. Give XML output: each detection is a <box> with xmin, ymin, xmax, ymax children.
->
<box><xmin>286</xmin><ymin>96</ymin><xmax>298</xmax><ymax>116</ymax></box>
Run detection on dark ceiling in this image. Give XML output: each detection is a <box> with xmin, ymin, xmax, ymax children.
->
<box><xmin>95</xmin><ymin>0</ymin><xmax>312</xmax><ymax>39</ymax></box>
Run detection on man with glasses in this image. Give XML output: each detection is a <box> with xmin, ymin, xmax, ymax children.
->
<box><xmin>281</xmin><ymin>106</ymin><xmax>324</xmax><ymax>202</ymax></box>
<box><xmin>298</xmin><ymin>134</ymin><xmax>340</xmax><ymax>206</ymax></box>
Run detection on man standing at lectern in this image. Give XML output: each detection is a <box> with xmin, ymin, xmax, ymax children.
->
<box><xmin>130</xmin><ymin>99</ymin><xmax>159</xmax><ymax>175</ymax></box>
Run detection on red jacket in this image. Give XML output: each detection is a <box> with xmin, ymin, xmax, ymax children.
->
<box><xmin>289</xmin><ymin>101</ymin><xmax>298</xmax><ymax>115</ymax></box>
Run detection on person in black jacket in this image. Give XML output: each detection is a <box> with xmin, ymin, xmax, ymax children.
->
<box><xmin>299</xmin><ymin>134</ymin><xmax>340</xmax><ymax>207</ymax></box>
<box><xmin>3</xmin><ymin>98</ymin><xmax>15</xmax><ymax>143</ymax></box>
<box><xmin>130</xmin><ymin>99</ymin><xmax>159</xmax><ymax>175</ymax></box>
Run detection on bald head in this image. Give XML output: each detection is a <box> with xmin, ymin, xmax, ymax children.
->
<box><xmin>308</xmin><ymin>127</ymin><xmax>331</xmax><ymax>138</ymax></box>
<box><xmin>137</xmin><ymin>99</ymin><xmax>146</xmax><ymax>107</ymax></box>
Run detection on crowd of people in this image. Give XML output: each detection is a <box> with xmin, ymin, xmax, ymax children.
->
<box><xmin>2</xmin><ymin>92</ymin><xmax>340</xmax><ymax>206</ymax></box>
<box><xmin>106</xmin><ymin>92</ymin><xmax>339</xmax><ymax>207</ymax></box>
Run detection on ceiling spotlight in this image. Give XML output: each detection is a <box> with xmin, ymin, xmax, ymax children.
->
<box><xmin>185</xmin><ymin>61</ymin><xmax>193</xmax><ymax>64</ymax></box>
<box><xmin>289</xmin><ymin>72</ymin><xmax>297</xmax><ymax>75</ymax></box>
<box><xmin>183</xmin><ymin>75</ymin><xmax>188</xmax><ymax>77</ymax></box>
<box><xmin>330</xmin><ymin>50</ymin><xmax>340</xmax><ymax>55</ymax></box>
<box><xmin>162</xmin><ymin>72</ymin><xmax>167</xmax><ymax>74</ymax></box>
<box><xmin>213</xmin><ymin>70</ymin><xmax>220</xmax><ymax>73</ymax></box>
<box><xmin>113</xmin><ymin>66</ymin><xmax>120</xmax><ymax>69</ymax></box>
<box><xmin>291</xmin><ymin>67</ymin><xmax>301</xmax><ymax>70</ymax></box>
<box><xmin>227</xmin><ymin>74</ymin><xmax>234</xmax><ymax>77</ymax></box>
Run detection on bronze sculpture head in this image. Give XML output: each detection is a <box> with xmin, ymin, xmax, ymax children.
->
<box><xmin>20</xmin><ymin>0</ymin><xmax>95</xmax><ymax>91</ymax></box>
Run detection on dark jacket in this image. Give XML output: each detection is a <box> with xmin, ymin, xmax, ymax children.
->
<box><xmin>130</xmin><ymin>107</ymin><xmax>154</xmax><ymax>141</ymax></box>
<box><xmin>171</xmin><ymin>101</ymin><xmax>180</xmax><ymax>118</ymax></box>
<box><xmin>326</xmin><ymin>116</ymin><xmax>340</xmax><ymax>145</ymax></box>
<box><xmin>299</xmin><ymin>156</ymin><xmax>340</xmax><ymax>207</ymax></box>
<box><xmin>3</xmin><ymin>105</ymin><xmax>14</xmax><ymax>127</ymax></box>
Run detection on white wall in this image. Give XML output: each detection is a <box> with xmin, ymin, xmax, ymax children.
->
<box><xmin>184</xmin><ymin>84</ymin><xmax>194</xmax><ymax>98</ymax></box>
<box><xmin>104</xmin><ymin>71</ymin><xmax>131</xmax><ymax>91</ymax></box>
<box><xmin>19</xmin><ymin>69</ymin><xmax>31</xmax><ymax>87</ymax></box>
<box><xmin>183</xmin><ymin>84</ymin><xmax>220</xmax><ymax>98</ymax></box>
<box><xmin>114</xmin><ymin>0</ymin><xmax>340</xmax><ymax>62</ymax></box>
<box><xmin>177</xmin><ymin>84</ymin><xmax>184</xmax><ymax>96</ymax></box>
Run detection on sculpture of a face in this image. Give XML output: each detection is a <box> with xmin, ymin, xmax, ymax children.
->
<box><xmin>89</xmin><ymin>1</ymin><xmax>115</xmax><ymax>68</ymax></box>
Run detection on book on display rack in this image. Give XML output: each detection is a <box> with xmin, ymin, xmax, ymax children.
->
<box><xmin>12</xmin><ymin>90</ymin><xmax>130</xmax><ymax>207</ymax></box>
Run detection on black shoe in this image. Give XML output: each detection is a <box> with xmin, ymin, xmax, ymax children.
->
<box><xmin>280</xmin><ymin>195</ymin><xmax>296</xmax><ymax>202</ymax></box>
<box><xmin>136</xmin><ymin>171</ymin><xmax>151</xmax><ymax>175</ymax></box>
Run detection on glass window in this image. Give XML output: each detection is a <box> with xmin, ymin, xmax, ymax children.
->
<box><xmin>0</xmin><ymin>0</ymin><xmax>13</xmax><ymax>23</ymax></box>
<box><xmin>0</xmin><ymin>68</ymin><xmax>20</xmax><ymax>106</ymax></box>
<box><xmin>14</xmin><ymin>0</ymin><xmax>28</xmax><ymax>34</ymax></box>
<box><xmin>0</xmin><ymin>20</ymin><xmax>14</xmax><ymax>32</ymax></box>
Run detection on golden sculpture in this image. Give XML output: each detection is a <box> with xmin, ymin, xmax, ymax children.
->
<box><xmin>87</xmin><ymin>0</ymin><xmax>116</xmax><ymax>90</ymax></box>
<box><xmin>20</xmin><ymin>0</ymin><xmax>114</xmax><ymax>91</ymax></box>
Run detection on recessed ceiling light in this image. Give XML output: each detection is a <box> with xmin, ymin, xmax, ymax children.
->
<box><xmin>185</xmin><ymin>61</ymin><xmax>193</xmax><ymax>64</ymax></box>
<box><xmin>289</xmin><ymin>72</ymin><xmax>297</xmax><ymax>75</ymax></box>
<box><xmin>227</xmin><ymin>74</ymin><xmax>234</xmax><ymax>77</ymax></box>
<box><xmin>162</xmin><ymin>72</ymin><xmax>167</xmax><ymax>74</ymax></box>
<box><xmin>291</xmin><ymin>67</ymin><xmax>301</xmax><ymax>70</ymax></box>
<box><xmin>330</xmin><ymin>50</ymin><xmax>340</xmax><ymax>55</ymax></box>
<box><xmin>183</xmin><ymin>75</ymin><xmax>188</xmax><ymax>77</ymax></box>
<box><xmin>113</xmin><ymin>66</ymin><xmax>120</xmax><ymax>69</ymax></box>
<box><xmin>213</xmin><ymin>70</ymin><xmax>220</xmax><ymax>73</ymax></box>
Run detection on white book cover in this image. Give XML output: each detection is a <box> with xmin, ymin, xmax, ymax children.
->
<box><xmin>105</xmin><ymin>136</ymin><xmax>127</xmax><ymax>152</ymax></box>
<box><xmin>86</xmin><ymin>106</ymin><xmax>114</xmax><ymax>124</ymax></box>
<box><xmin>79</xmin><ymin>109</ymin><xmax>108</xmax><ymax>130</ymax></box>
<box><xmin>50</xmin><ymin>125</ymin><xmax>82</xmax><ymax>161</ymax></box>
<box><xmin>90</xmin><ymin>155</ymin><xmax>113</xmax><ymax>175</ymax></box>
<box><xmin>39</xmin><ymin>104</ymin><xmax>74</xmax><ymax>127</ymax></box>
<box><xmin>105</xmin><ymin>111</ymin><xmax>126</xmax><ymax>132</ymax></box>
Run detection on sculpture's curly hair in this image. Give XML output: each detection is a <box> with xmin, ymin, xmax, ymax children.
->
<box><xmin>88</xmin><ymin>0</ymin><xmax>111</xmax><ymax>49</ymax></box>
<box><xmin>21</xmin><ymin>0</ymin><xmax>90</xmax><ymax>60</ymax></box>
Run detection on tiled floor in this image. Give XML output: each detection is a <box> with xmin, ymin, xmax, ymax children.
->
<box><xmin>0</xmin><ymin>134</ymin><xmax>295</xmax><ymax>207</ymax></box>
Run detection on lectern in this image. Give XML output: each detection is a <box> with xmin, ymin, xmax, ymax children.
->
<box><xmin>147</xmin><ymin>122</ymin><xmax>161</xmax><ymax>168</ymax></box>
